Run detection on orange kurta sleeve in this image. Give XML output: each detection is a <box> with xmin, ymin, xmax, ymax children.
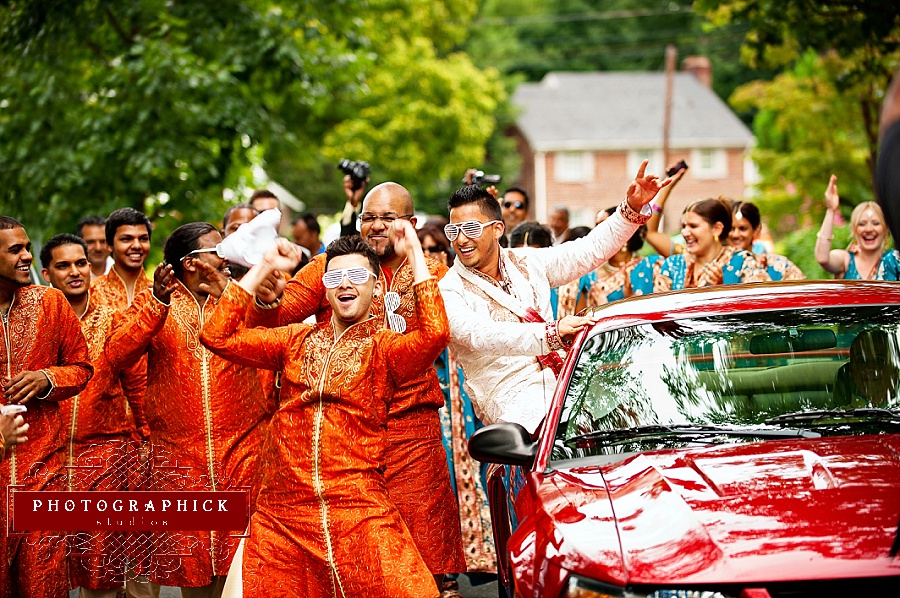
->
<box><xmin>246</xmin><ymin>254</ymin><xmax>330</xmax><ymax>328</ymax></box>
<box><xmin>39</xmin><ymin>289</ymin><xmax>93</xmax><ymax>402</ymax></box>
<box><xmin>383</xmin><ymin>278</ymin><xmax>449</xmax><ymax>387</ymax></box>
<box><xmin>104</xmin><ymin>288</ymin><xmax>168</xmax><ymax>372</ymax></box>
<box><xmin>202</xmin><ymin>282</ymin><xmax>298</xmax><ymax>370</ymax></box>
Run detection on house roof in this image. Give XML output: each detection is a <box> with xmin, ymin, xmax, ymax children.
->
<box><xmin>511</xmin><ymin>71</ymin><xmax>754</xmax><ymax>152</ymax></box>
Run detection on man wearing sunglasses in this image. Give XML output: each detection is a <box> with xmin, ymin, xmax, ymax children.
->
<box><xmin>439</xmin><ymin>161</ymin><xmax>669</xmax><ymax>434</ymax></box>
<box><xmin>500</xmin><ymin>186</ymin><xmax>530</xmax><ymax>239</ymax></box>
<box><xmin>245</xmin><ymin>182</ymin><xmax>465</xmax><ymax>587</ymax></box>
<box><xmin>106</xmin><ymin>222</ymin><xmax>270</xmax><ymax>597</ymax></box>
<box><xmin>200</xmin><ymin>220</ymin><xmax>447</xmax><ymax>597</ymax></box>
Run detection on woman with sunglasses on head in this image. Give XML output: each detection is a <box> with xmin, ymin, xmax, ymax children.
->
<box><xmin>815</xmin><ymin>174</ymin><xmax>900</xmax><ymax>280</ymax></box>
<box><xmin>654</xmin><ymin>198</ymin><xmax>769</xmax><ymax>292</ymax></box>
<box><xmin>729</xmin><ymin>200</ymin><xmax>804</xmax><ymax>281</ymax></box>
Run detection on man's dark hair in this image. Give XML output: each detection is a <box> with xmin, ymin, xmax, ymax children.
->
<box><xmin>163</xmin><ymin>222</ymin><xmax>217</xmax><ymax>280</ymax></box>
<box><xmin>249</xmin><ymin>189</ymin><xmax>279</xmax><ymax>208</ymax></box>
<box><xmin>0</xmin><ymin>216</ymin><xmax>24</xmax><ymax>231</ymax></box>
<box><xmin>448</xmin><ymin>185</ymin><xmax>503</xmax><ymax>222</ymax></box>
<box><xmin>76</xmin><ymin>215</ymin><xmax>107</xmax><ymax>238</ymax></box>
<box><xmin>509</xmin><ymin>221</ymin><xmax>552</xmax><ymax>248</ymax></box>
<box><xmin>502</xmin><ymin>186</ymin><xmax>531</xmax><ymax>209</ymax></box>
<box><xmin>292</xmin><ymin>212</ymin><xmax>321</xmax><ymax>235</ymax></box>
<box><xmin>105</xmin><ymin>208</ymin><xmax>152</xmax><ymax>245</ymax></box>
<box><xmin>40</xmin><ymin>234</ymin><xmax>88</xmax><ymax>269</ymax></box>
<box><xmin>222</xmin><ymin>203</ymin><xmax>258</xmax><ymax>231</ymax></box>
<box><xmin>325</xmin><ymin>234</ymin><xmax>380</xmax><ymax>275</ymax></box>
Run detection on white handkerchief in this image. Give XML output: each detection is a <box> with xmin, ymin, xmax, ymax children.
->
<box><xmin>216</xmin><ymin>209</ymin><xmax>281</xmax><ymax>267</ymax></box>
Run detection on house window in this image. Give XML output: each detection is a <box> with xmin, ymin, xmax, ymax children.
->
<box><xmin>555</xmin><ymin>152</ymin><xmax>593</xmax><ymax>182</ymax></box>
<box><xmin>627</xmin><ymin>150</ymin><xmax>664</xmax><ymax>177</ymax></box>
<box><xmin>690</xmin><ymin>148</ymin><xmax>727</xmax><ymax>179</ymax></box>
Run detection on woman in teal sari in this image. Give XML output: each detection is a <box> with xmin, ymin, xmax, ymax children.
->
<box><xmin>654</xmin><ymin>198</ymin><xmax>769</xmax><ymax>291</ymax></box>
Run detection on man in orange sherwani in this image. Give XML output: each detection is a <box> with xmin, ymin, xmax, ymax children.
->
<box><xmin>40</xmin><ymin>233</ymin><xmax>147</xmax><ymax>597</ymax></box>
<box><xmin>91</xmin><ymin>208</ymin><xmax>153</xmax><ymax>310</ymax></box>
<box><xmin>0</xmin><ymin>216</ymin><xmax>94</xmax><ymax>598</ymax></box>
<box><xmin>106</xmin><ymin>222</ymin><xmax>270</xmax><ymax>597</ymax></box>
<box><xmin>249</xmin><ymin>182</ymin><xmax>465</xmax><ymax>586</ymax></box>
<box><xmin>201</xmin><ymin>222</ymin><xmax>446</xmax><ymax>598</ymax></box>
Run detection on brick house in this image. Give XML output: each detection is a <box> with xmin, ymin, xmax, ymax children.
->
<box><xmin>508</xmin><ymin>65</ymin><xmax>755</xmax><ymax>232</ymax></box>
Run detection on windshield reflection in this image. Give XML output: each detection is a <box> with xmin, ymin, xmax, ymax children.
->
<box><xmin>554</xmin><ymin>306</ymin><xmax>900</xmax><ymax>461</ymax></box>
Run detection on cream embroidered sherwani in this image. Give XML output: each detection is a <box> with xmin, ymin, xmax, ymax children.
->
<box><xmin>439</xmin><ymin>207</ymin><xmax>648</xmax><ymax>433</ymax></box>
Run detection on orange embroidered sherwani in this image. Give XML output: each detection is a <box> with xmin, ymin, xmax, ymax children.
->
<box><xmin>66</xmin><ymin>297</ymin><xmax>147</xmax><ymax>590</ymax></box>
<box><xmin>105</xmin><ymin>284</ymin><xmax>270</xmax><ymax>588</ymax></box>
<box><xmin>203</xmin><ymin>279</ymin><xmax>448</xmax><ymax>598</ymax></box>
<box><xmin>90</xmin><ymin>265</ymin><xmax>152</xmax><ymax>311</ymax></box>
<box><xmin>0</xmin><ymin>285</ymin><xmax>93</xmax><ymax>598</ymax></box>
<box><xmin>247</xmin><ymin>253</ymin><xmax>465</xmax><ymax>573</ymax></box>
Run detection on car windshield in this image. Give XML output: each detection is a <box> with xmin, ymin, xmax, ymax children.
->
<box><xmin>553</xmin><ymin>305</ymin><xmax>900</xmax><ymax>462</ymax></box>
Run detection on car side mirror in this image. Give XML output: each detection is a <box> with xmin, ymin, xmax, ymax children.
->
<box><xmin>468</xmin><ymin>422</ymin><xmax>537</xmax><ymax>467</ymax></box>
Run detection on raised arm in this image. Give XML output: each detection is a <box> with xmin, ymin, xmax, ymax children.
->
<box><xmin>815</xmin><ymin>175</ymin><xmax>850</xmax><ymax>275</ymax></box>
<box><xmin>381</xmin><ymin>220</ymin><xmax>450</xmax><ymax>385</ymax></box>
<box><xmin>645</xmin><ymin>163</ymin><xmax>687</xmax><ymax>257</ymax></box>
<box><xmin>247</xmin><ymin>255</ymin><xmax>328</xmax><ymax>328</ymax></box>
<box><xmin>200</xmin><ymin>282</ymin><xmax>294</xmax><ymax>371</ymax></box>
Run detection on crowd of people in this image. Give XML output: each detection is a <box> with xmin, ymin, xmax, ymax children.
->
<box><xmin>0</xmin><ymin>150</ymin><xmax>897</xmax><ymax>598</ymax></box>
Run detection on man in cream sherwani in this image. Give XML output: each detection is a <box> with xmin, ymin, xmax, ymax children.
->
<box><xmin>438</xmin><ymin>161</ymin><xmax>669</xmax><ymax>433</ymax></box>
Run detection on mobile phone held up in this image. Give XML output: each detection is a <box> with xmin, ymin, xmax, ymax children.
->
<box><xmin>666</xmin><ymin>160</ymin><xmax>688</xmax><ymax>177</ymax></box>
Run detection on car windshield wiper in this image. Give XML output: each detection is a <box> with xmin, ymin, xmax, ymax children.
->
<box><xmin>564</xmin><ymin>424</ymin><xmax>821</xmax><ymax>447</ymax></box>
<box><xmin>766</xmin><ymin>408</ymin><xmax>900</xmax><ymax>425</ymax></box>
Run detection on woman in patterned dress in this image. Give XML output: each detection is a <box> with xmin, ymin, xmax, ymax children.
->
<box><xmin>654</xmin><ymin>198</ymin><xmax>769</xmax><ymax>292</ymax></box>
<box><xmin>729</xmin><ymin>200</ymin><xmax>805</xmax><ymax>281</ymax></box>
<box><xmin>815</xmin><ymin>174</ymin><xmax>900</xmax><ymax>280</ymax></box>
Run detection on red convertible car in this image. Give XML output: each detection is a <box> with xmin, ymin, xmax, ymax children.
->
<box><xmin>470</xmin><ymin>281</ymin><xmax>900</xmax><ymax>597</ymax></box>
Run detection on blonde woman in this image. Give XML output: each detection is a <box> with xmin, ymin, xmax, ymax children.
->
<box><xmin>815</xmin><ymin>174</ymin><xmax>899</xmax><ymax>280</ymax></box>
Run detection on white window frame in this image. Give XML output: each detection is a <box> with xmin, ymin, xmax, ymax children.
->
<box><xmin>627</xmin><ymin>149</ymin><xmax>664</xmax><ymax>177</ymax></box>
<box><xmin>554</xmin><ymin>151</ymin><xmax>594</xmax><ymax>183</ymax></box>
<box><xmin>690</xmin><ymin>148</ymin><xmax>728</xmax><ymax>179</ymax></box>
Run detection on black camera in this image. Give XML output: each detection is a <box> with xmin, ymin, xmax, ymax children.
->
<box><xmin>338</xmin><ymin>159</ymin><xmax>371</xmax><ymax>190</ymax></box>
<box><xmin>463</xmin><ymin>170</ymin><xmax>501</xmax><ymax>187</ymax></box>
<box><xmin>666</xmin><ymin>160</ymin><xmax>688</xmax><ymax>177</ymax></box>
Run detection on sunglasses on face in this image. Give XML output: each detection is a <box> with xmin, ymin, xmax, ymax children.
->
<box><xmin>444</xmin><ymin>220</ymin><xmax>501</xmax><ymax>242</ymax></box>
<box><xmin>180</xmin><ymin>247</ymin><xmax>221</xmax><ymax>262</ymax></box>
<box><xmin>423</xmin><ymin>245</ymin><xmax>445</xmax><ymax>254</ymax></box>
<box><xmin>503</xmin><ymin>201</ymin><xmax>526</xmax><ymax>210</ymax></box>
<box><xmin>321</xmin><ymin>267</ymin><xmax>378</xmax><ymax>289</ymax></box>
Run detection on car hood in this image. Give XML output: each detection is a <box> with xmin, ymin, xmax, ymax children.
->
<box><xmin>545</xmin><ymin>435</ymin><xmax>900</xmax><ymax>585</ymax></box>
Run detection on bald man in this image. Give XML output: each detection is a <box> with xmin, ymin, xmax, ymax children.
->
<box><xmin>247</xmin><ymin>183</ymin><xmax>465</xmax><ymax>587</ymax></box>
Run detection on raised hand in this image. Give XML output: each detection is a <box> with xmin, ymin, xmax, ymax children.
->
<box><xmin>152</xmin><ymin>262</ymin><xmax>178</xmax><ymax>304</ymax></box>
<box><xmin>388</xmin><ymin>219</ymin><xmax>422</xmax><ymax>259</ymax></box>
<box><xmin>195</xmin><ymin>260</ymin><xmax>231</xmax><ymax>299</ymax></box>
<box><xmin>260</xmin><ymin>238</ymin><xmax>303</xmax><ymax>273</ymax></box>
<box><xmin>256</xmin><ymin>270</ymin><xmax>287</xmax><ymax>305</ymax></box>
<box><xmin>825</xmin><ymin>174</ymin><xmax>839</xmax><ymax>212</ymax></box>
<box><xmin>625</xmin><ymin>160</ymin><xmax>671</xmax><ymax>211</ymax></box>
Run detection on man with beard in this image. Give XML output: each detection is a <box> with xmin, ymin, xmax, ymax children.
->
<box><xmin>91</xmin><ymin>208</ymin><xmax>153</xmax><ymax>310</ymax></box>
<box><xmin>40</xmin><ymin>233</ymin><xmax>146</xmax><ymax>597</ymax></box>
<box><xmin>439</xmin><ymin>163</ymin><xmax>668</xmax><ymax>434</ymax></box>
<box><xmin>105</xmin><ymin>222</ymin><xmax>270</xmax><ymax>597</ymax></box>
<box><xmin>247</xmin><ymin>182</ymin><xmax>465</xmax><ymax>588</ymax></box>
<box><xmin>0</xmin><ymin>216</ymin><xmax>93</xmax><ymax>597</ymax></box>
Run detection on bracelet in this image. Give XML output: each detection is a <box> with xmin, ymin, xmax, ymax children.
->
<box><xmin>816</xmin><ymin>233</ymin><xmax>833</xmax><ymax>242</ymax></box>
<box><xmin>650</xmin><ymin>203</ymin><xmax>664</xmax><ymax>214</ymax></box>
<box><xmin>546</xmin><ymin>321</ymin><xmax>566</xmax><ymax>352</ymax></box>
<box><xmin>618</xmin><ymin>199</ymin><xmax>652</xmax><ymax>225</ymax></box>
<box><xmin>255</xmin><ymin>295</ymin><xmax>283</xmax><ymax>310</ymax></box>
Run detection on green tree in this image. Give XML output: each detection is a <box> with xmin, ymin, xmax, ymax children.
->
<box><xmin>696</xmin><ymin>0</ymin><xmax>900</xmax><ymax>184</ymax></box>
<box><xmin>0</xmin><ymin>0</ymin><xmax>367</xmax><ymax>244</ymax></box>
